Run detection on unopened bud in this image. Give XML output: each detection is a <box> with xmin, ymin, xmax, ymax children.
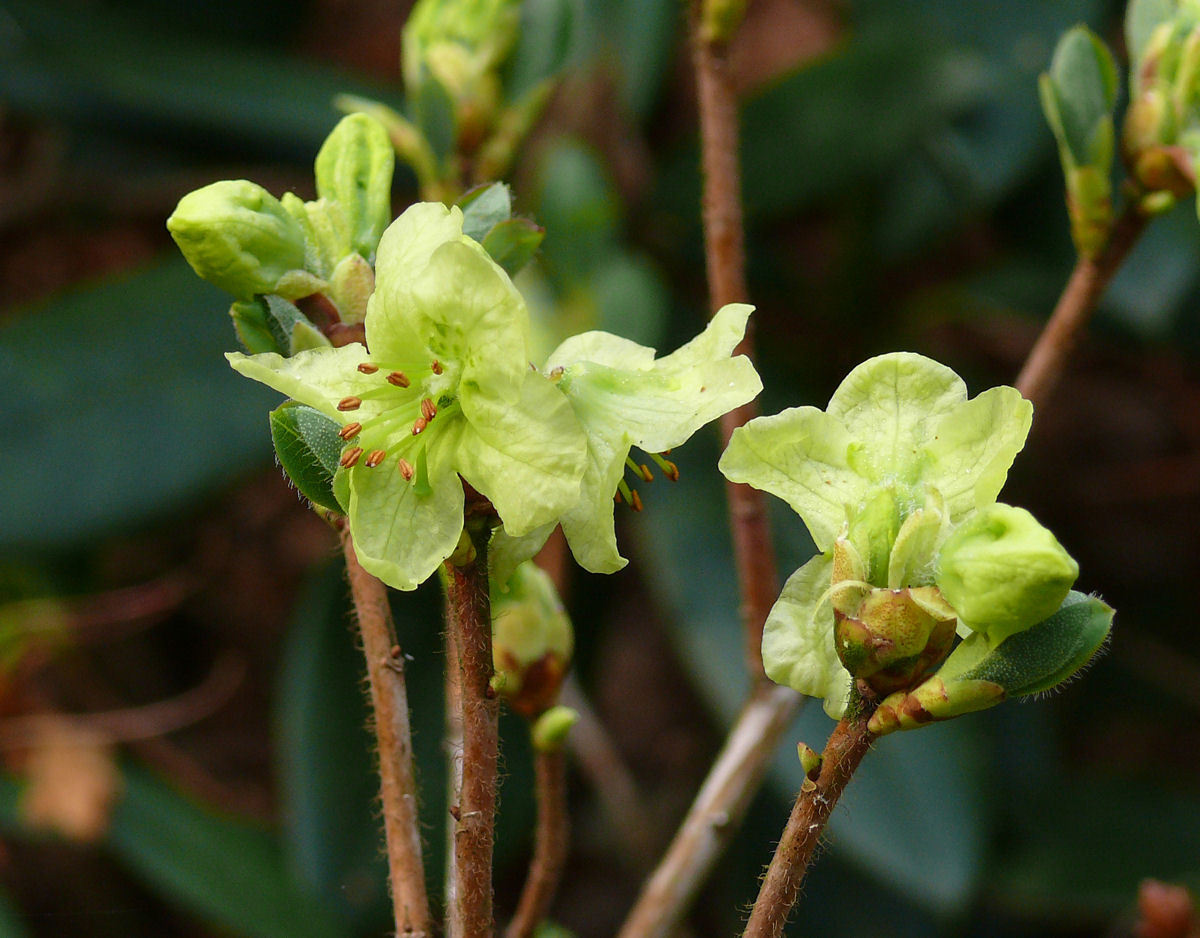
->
<box><xmin>936</xmin><ymin>504</ymin><xmax>1078</xmax><ymax>647</ymax></box>
<box><xmin>314</xmin><ymin>114</ymin><xmax>395</xmax><ymax>261</ymax></box>
<box><xmin>168</xmin><ymin>180</ymin><xmax>308</xmax><ymax>300</ymax></box>
<box><xmin>532</xmin><ymin>706</ymin><xmax>579</xmax><ymax>752</ymax></box>
<box><xmin>491</xmin><ymin>562</ymin><xmax>573</xmax><ymax>718</ymax></box>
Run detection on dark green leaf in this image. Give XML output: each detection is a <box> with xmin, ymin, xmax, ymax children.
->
<box><xmin>276</xmin><ymin>563</ymin><xmax>390</xmax><ymax>931</ymax></box>
<box><xmin>600</xmin><ymin>0</ymin><xmax>679</xmax><ymax>119</ymax></box>
<box><xmin>993</xmin><ymin>776</ymin><xmax>1200</xmax><ymax>921</ymax></box>
<box><xmin>0</xmin><ymin>0</ymin><xmax>404</xmax><ymax>159</ymax></box>
<box><xmin>230</xmin><ymin>299</ymin><xmax>280</xmax><ymax>354</ymax></box>
<box><xmin>269</xmin><ymin>403</ymin><xmax>344</xmax><ymax>514</ymax></box>
<box><xmin>481</xmin><ymin>217</ymin><xmax>546</xmax><ymax>277</ymax></box>
<box><xmin>108</xmin><ymin>766</ymin><xmax>350</xmax><ymax>938</ymax></box>
<box><xmin>535</xmin><ymin>140</ymin><xmax>621</xmax><ymax>284</ymax></box>
<box><xmin>0</xmin><ymin>258</ymin><xmax>276</xmax><ymax>555</ymax></box>
<box><xmin>506</xmin><ymin>0</ymin><xmax>583</xmax><ymax>101</ymax></box>
<box><xmin>412</xmin><ymin>70</ymin><xmax>457</xmax><ymax>165</ymax></box>
<box><xmin>459</xmin><ymin>183</ymin><xmax>514</xmax><ymax>242</ymax></box>
<box><xmin>1042</xmin><ymin>26</ymin><xmax>1117</xmax><ymax>168</ymax></box>
<box><xmin>0</xmin><ymin>890</ymin><xmax>30</xmax><ymax>938</ymax></box>
<box><xmin>958</xmin><ymin>591</ymin><xmax>1114</xmax><ymax>696</ymax></box>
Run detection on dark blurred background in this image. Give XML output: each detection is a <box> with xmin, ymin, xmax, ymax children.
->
<box><xmin>1</xmin><ymin>0</ymin><xmax>1198</xmax><ymax>935</ymax></box>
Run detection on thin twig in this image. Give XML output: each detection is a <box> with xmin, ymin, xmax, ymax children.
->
<box><xmin>1015</xmin><ymin>202</ymin><xmax>1149</xmax><ymax>409</ymax></box>
<box><xmin>505</xmin><ymin>747</ymin><xmax>569</xmax><ymax>938</ymax></box>
<box><xmin>444</xmin><ymin>612</ymin><xmax>465</xmax><ymax>938</ymax></box>
<box><xmin>341</xmin><ymin>527</ymin><xmax>432</xmax><ymax>938</ymax></box>
<box><xmin>444</xmin><ymin>540</ymin><xmax>500</xmax><ymax>938</ymax></box>
<box><xmin>693</xmin><ymin>1</ymin><xmax>778</xmax><ymax>682</ymax></box>
<box><xmin>616</xmin><ymin>682</ymin><xmax>801</xmax><ymax>938</ymax></box>
<box><xmin>741</xmin><ymin>686</ymin><xmax>878</xmax><ymax>938</ymax></box>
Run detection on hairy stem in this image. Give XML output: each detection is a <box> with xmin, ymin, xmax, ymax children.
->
<box><xmin>340</xmin><ymin>527</ymin><xmax>432</xmax><ymax>938</ymax></box>
<box><xmin>616</xmin><ymin>683</ymin><xmax>802</xmax><ymax>938</ymax></box>
<box><xmin>444</xmin><ymin>539</ymin><xmax>500</xmax><ymax>938</ymax></box>
<box><xmin>692</xmin><ymin>2</ymin><xmax>778</xmax><ymax>682</ymax></box>
<box><xmin>741</xmin><ymin>687</ymin><xmax>878</xmax><ymax>938</ymax></box>
<box><xmin>1016</xmin><ymin>202</ymin><xmax>1149</xmax><ymax>409</ymax></box>
<box><xmin>505</xmin><ymin>747</ymin><xmax>570</xmax><ymax>938</ymax></box>
<box><xmin>444</xmin><ymin>620</ymin><xmax>465</xmax><ymax>938</ymax></box>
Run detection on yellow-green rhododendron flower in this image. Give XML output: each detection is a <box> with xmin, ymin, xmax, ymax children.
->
<box><xmin>719</xmin><ymin>352</ymin><xmax>1041</xmax><ymax>717</ymax></box>
<box><xmin>490</xmin><ymin>303</ymin><xmax>763</xmax><ymax>581</ymax></box>
<box><xmin>228</xmin><ymin>202</ymin><xmax>587</xmax><ymax>590</ymax></box>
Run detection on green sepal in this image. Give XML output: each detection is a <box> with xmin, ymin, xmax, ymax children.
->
<box><xmin>269</xmin><ymin>402</ymin><xmax>345</xmax><ymax>513</ymax></box>
<box><xmin>481</xmin><ymin>217</ymin><xmax>545</xmax><ymax>276</ymax></box>
<box><xmin>458</xmin><ymin>182</ymin><xmax>513</xmax><ymax>241</ymax></box>
<box><xmin>229</xmin><ymin>299</ymin><xmax>278</xmax><ymax>354</ymax></box>
<box><xmin>289</xmin><ymin>320</ymin><xmax>332</xmax><ymax>354</ymax></box>
<box><xmin>314</xmin><ymin>113</ymin><xmax>395</xmax><ymax>262</ymax></box>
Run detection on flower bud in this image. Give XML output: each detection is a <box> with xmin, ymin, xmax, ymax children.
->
<box><xmin>314</xmin><ymin>114</ymin><xmax>395</xmax><ymax>261</ymax></box>
<box><xmin>833</xmin><ymin>582</ymin><xmax>957</xmax><ymax>696</ymax></box>
<box><xmin>936</xmin><ymin>504</ymin><xmax>1078</xmax><ymax>647</ymax></box>
<box><xmin>168</xmin><ymin>181</ymin><xmax>308</xmax><ymax>300</ymax></box>
<box><xmin>491</xmin><ymin>562</ymin><xmax>573</xmax><ymax>718</ymax></box>
<box><xmin>532</xmin><ymin>705</ymin><xmax>579</xmax><ymax>752</ymax></box>
<box><xmin>402</xmin><ymin>0</ymin><xmax>521</xmax><ymax>96</ymax></box>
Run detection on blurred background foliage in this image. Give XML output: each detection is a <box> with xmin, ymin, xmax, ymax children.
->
<box><xmin>0</xmin><ymin>0</ymin><xmax>1198</xmax><ymax>935</ymax></box>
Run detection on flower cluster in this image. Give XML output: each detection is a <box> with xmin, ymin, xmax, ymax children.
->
<box><xmin>720</xmin><ymin>353</ymin><xmax>1110</xmax><ymax>731</ymax></box>
<box><xmin>198</xmin><ymin>197</ymin><xmax>758</xmax><ymax>590</ymax></box>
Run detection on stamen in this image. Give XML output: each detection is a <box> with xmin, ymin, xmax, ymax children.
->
<box><xmin>630</xmin><ymin>489</ymin><xmax>644</xmax><ymax>512</ymax></box>
<box><xmin>337</xmin><ymin>396</ymin><xmax>362</xmax><ymax>411</ymax></box>
<box><xmin>365</xmin><ymin>449</ymin><xmax>387</xmax><ymax>468</ymax></box>
<box><xmin>617</xmin><ymin>479</ymin><xmax>633</xmax><ymax>504</ymax></box>
<box><xmin>387</xmin><ymin>371</ymin><xmax>410</xmax><ymax>388</ymax></box>
<box><xmin>412</xmin><ymin>417</ymin><xmax>428</xmax><ymax>435</ymax></box>
<box><xmin>421</xmin><ymin>398</ymin><xmax>437</xmax><ymax>421</ymax></box>
<box><xmin>625</xmin><ymin>455</ymin><xmax>653</xmax><ymax>483</ymax></box>
<box><xmin>549</xmin><ymin>366</ymin><xmax>564</xmax><ymax>379</ymax></box>
<box><xmin>613</xmin><ymin>491</ymin><xmax>623</xmax><ymax>505</ymax></box>
<box><xmin>431</xmin><ymin>359</ymin><xmax>443</xmax><ymax>375</ymax></box>
<box><xmin>340</xmin><ymin>446</ymin><xmax>364</xmax><ymax>468</ymax></box>
<box><xmin>338</xmin><ymin>422</ymin><xmax>362</xmax><ymax>440</ymax></box>
<box><xmin>649</xmin><ymin>452</ymin><xmax>680</xmax><ymax>482</ymax></box>
<box><xmin>397</xmin><ymin>458</ymin><xmax>415</xmax><ymax>481</ymax></box>
<box><xmin>357</xmin><ymin>362</ymin><xmax>379</xmax><ymax>374</ymax></box>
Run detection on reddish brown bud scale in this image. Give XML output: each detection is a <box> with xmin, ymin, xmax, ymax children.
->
<box><xmin>337</xmin><ymin>396</ymin><xmax>362</xmax><ymax>411</ymax></box>
<box><xmin>357</xmin><ymin>362</ymin><xmax>379</xmax><ymax>374</ymax></box>
<box><xmin>365</xmin><ymin>449</ymin><xmax>387</xmax><ymax>468</ymax></box>
<box><xmin>387</xmin><ymin>371</ymin><xmax>410</xmax><ymax>388</ymax></box>
<box><xmin>338</xmin><ymin>422</ymin><xmax>362</xmax><ymax>440</ymax></box>
<box><xmin>340</xmin><ymin>446</ymin><xmax>364</xmax><ymax>467</ymax></box>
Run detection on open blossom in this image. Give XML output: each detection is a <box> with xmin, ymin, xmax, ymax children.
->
<box><xmin>228</xmin><ymin>202</ymin><xmax>587</xmax><ymax>590</ymax></box>
<box><xmin>491</xmin><ymin>303</ymin><xmax>764</xmax><ymax>581</ymax></box>
<box><xmin>720</xmin><ymin>352</ymin><xmax>1081</xmax><ymax>717</ymax></box>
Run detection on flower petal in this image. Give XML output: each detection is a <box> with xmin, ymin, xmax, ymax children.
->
<box><xmin>411</xmin><ymin>240</ymin><xmax>531</xmax><ymax>399</ymax></box>
<box><xmin>761</xmin><ymin>552</ymin><xmax>852</xmax><ymax>718</ymax></box>
<box><xmin>344</xmin><ymin>437</ymin><xmax>466</xmax><ymax>591</ymax></box>
<box><xmin>544</xmin><ymin>331</ymin><xmax>656</xmax><ymax>372</ymax></box>
<box><xmin>826</xmin><ymin>352</ymin><xmax>966</xmax><ymax>483</ymax></box>
<box><xmin>457</xmin><ymin>370</ymin><xmax>587</xmax><ymax>537</ymax></box>
<box><xmin>489</xmin><ymin>522</ymin><xmax>556</xmax><ymax>587</ymax></box>
<box><xmin>227</xmin><ymin>346</ymin><xmax>381</xmax><ymax>423</ymax></box>
<box><xmin>719</xmin><ymin>406</ymin><xmax>868</xmax><ymax>551</ymax></box>
<box><xmin>922</xmin><ymin>386</ymin><xmax>1033</xmax><ymax>521</ymax></box>
<box><xmin>654</xmin><ymin>303</ymin><xmax>754</xmax><ymax>373</ymax></box>
<box><xmin>558</xmin><ymin>426</ymin><xmax>631</xmax><ymax>574</ymax></box>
